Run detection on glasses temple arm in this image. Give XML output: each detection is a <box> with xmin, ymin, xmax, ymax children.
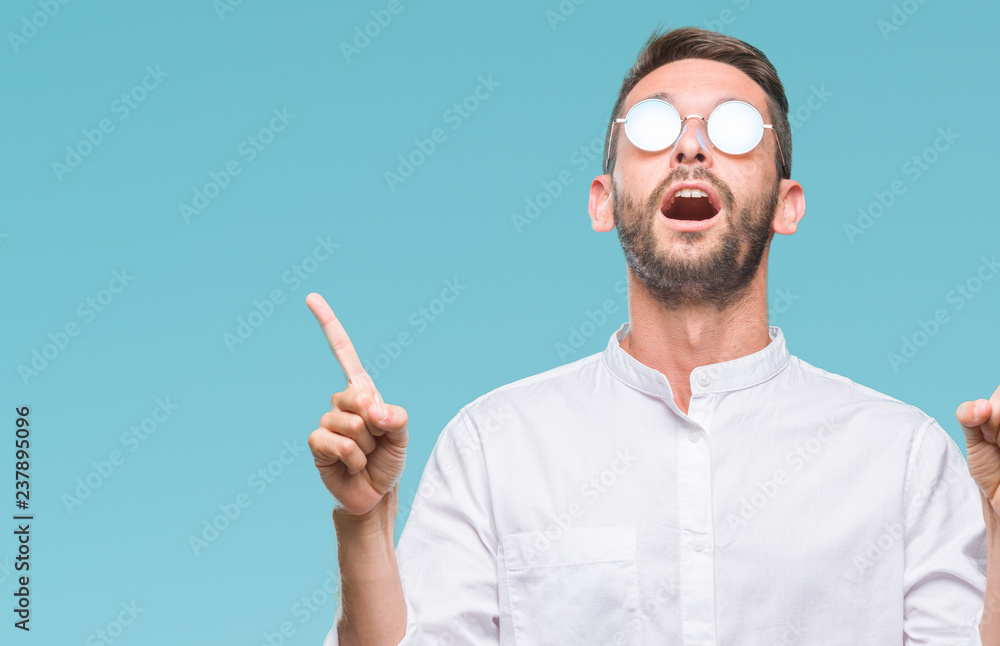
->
<box><xmin>764</xmin><ymin>125</ymin><xmax>787</xmax><ymax>178</ymax></box>
<box><xmin>604</xmin><ymin>119</ymin><xmax>625</xmax><ymax>174</ymax></box>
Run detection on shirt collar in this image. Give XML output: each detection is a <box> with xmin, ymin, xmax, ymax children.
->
<box><xmin>601</xmin><ymin>320</ymin><xmax>791</xmax><ymax>399</ymax></box>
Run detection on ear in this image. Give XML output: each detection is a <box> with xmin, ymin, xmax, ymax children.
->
<box><xmin>772</xmin><ymin>179</ymin><xmax>805</xmax><ymax>235</ymax></box>
<box><xmin>589</xmin><ymin>173</ymin><xmax>615</xmax><ymax>233</ymax></box>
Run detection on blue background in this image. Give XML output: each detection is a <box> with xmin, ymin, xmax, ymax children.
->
<box><xmin>2</xmin><ymin>0</ymin><xmax>998</xmax><ymax>643</ymax></box>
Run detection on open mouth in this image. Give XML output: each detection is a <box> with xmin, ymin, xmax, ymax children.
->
<box><xmin>660</xmin><ymin>186</ymin><xmax>722</xmax><ymax>221</ymax></box>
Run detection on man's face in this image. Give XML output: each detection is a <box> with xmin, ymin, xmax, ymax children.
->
<box><xmin>608</xmin><ymin>59</ymin><xmax>784</xmax><ymax>311</ymax></box>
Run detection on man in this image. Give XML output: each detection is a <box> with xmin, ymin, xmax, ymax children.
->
<box><xmin>307</xmin><ymin>26</ymin><xmax>1000</xmax><ymax>645</ymax></box>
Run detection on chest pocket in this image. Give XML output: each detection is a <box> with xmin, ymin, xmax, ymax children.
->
<box><xmin>502</xmin><ymin>525</ymin><xmax>643</xmax><ymax>646</ymax></box>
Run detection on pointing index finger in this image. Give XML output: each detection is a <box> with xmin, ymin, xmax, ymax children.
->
<box><xmin>306</xmin><ymin>292</ymin><xmax>375</xmax><ymax>390</ymax></box>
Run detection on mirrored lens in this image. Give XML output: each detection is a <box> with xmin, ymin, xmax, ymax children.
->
<box><xmin>624</xmin><ymin>100</ymin><xmax>681</xmax><ymax>152</ymax></box>
<box><xmin>707</xmin><ymin>101</ymin><xmax>764</xmax><ymax>155</ymax></box>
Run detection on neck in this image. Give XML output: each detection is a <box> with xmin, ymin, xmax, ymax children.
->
<box><xmin>620</xmin><ymin>261</ymin><xmax>772</xmax><ymax>416</ymax></box>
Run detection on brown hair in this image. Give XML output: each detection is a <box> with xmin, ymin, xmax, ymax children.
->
<box><xmin>604</xmin><ymin>26</ymin><xmax>791</xmax><ymax>180</ymax></box>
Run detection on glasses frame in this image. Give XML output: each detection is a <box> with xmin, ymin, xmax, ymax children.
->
<box><xmin>604</xmin><ymin>99</ymin><xmax>786</xmax><ymax>177</ymax></box>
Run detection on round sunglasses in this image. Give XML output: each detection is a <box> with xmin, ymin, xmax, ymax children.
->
<box><xmin>605</xmin><ymin>99</ymin><xmax>786</xmax><ymax>176</ymax></box>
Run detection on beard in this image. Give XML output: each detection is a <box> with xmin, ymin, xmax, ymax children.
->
<box><xmin>613</xmin><ymin>167</ymin><xmax>780</xmax><ymax>312</ymax></box>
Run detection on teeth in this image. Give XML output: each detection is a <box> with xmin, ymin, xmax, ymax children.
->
<box><xmin>674</xmin><ymin>188</ymin><xmax>708</xmax><ymax>198</ymax></box>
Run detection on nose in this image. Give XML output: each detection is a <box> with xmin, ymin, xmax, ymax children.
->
<box><xmin>670</xmin><ymin>116</ymin><xmax>713</xmax><ymax>171</ymax></box>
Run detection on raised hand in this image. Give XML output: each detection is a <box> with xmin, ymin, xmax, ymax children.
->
<box><xmin>956</xmin><ymin>384</ymin><xmax>1000</xmax><ymax>518</ymax></box>
<box><xmin>305</xmin><ymin>292</ymin><xmax>408</xmax><ymax>519</ymax></box>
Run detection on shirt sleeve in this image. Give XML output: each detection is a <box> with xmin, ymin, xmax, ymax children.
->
<box><xmin>903</xmin><ymin>418</ymin><xmax>988</xmax><ymax>645</ymax></box>
<box><xmin>322</xmin><ymin>406</ymin><xmax>501</xmax><ymax>645</ymax></box>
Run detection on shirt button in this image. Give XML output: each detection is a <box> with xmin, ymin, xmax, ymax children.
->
<box><xmin>697</xmin><ymin>373</ymin><xmax>711</xmax><ymax>387</ymax></box>
<box><xmin>687</xmin><ymin>428</ymin><xmax>701</xmax><ymax>442</ymax></box>
<box><xmin>691</xmin><ymin>537</ymin><xmax>707</xmax><ymax>552</ymax></box>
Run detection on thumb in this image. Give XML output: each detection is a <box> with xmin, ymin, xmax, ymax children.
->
<box><xmin>366</xmin><ymin>401</ymin><xmax>408</xmax><ymax>439</ymax></box>
<box><xmin>956</xmin><ymin>399</ymin><xmax>995</xmax><ymax>446</ymax></box>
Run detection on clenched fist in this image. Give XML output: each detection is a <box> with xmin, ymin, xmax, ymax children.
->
<box><xmin>305</xmin><ymin>292</ymin><xmax>409</xmax><ymax>519</ymax></box>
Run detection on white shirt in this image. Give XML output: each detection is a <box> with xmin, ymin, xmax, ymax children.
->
<box><xmin>323</xmin><ymin>322</ymin><xmax>988</xmax><ymax>645</ymax></box>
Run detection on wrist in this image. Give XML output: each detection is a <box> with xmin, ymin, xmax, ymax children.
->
<box><xmin>981</xmin><ymin>491</ymin><xmax>1000</xmax><ymax>538</ymax></box>
<box><xmin>333</xmin><ymin>488</ymin><xmax>397</xmax><ymax>539</ymax></box>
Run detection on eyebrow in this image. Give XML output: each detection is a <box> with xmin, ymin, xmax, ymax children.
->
<box><xmin>637</xmin><ymin>91</ymin><xmax>747</xmax><ymax>112</ymax></box>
